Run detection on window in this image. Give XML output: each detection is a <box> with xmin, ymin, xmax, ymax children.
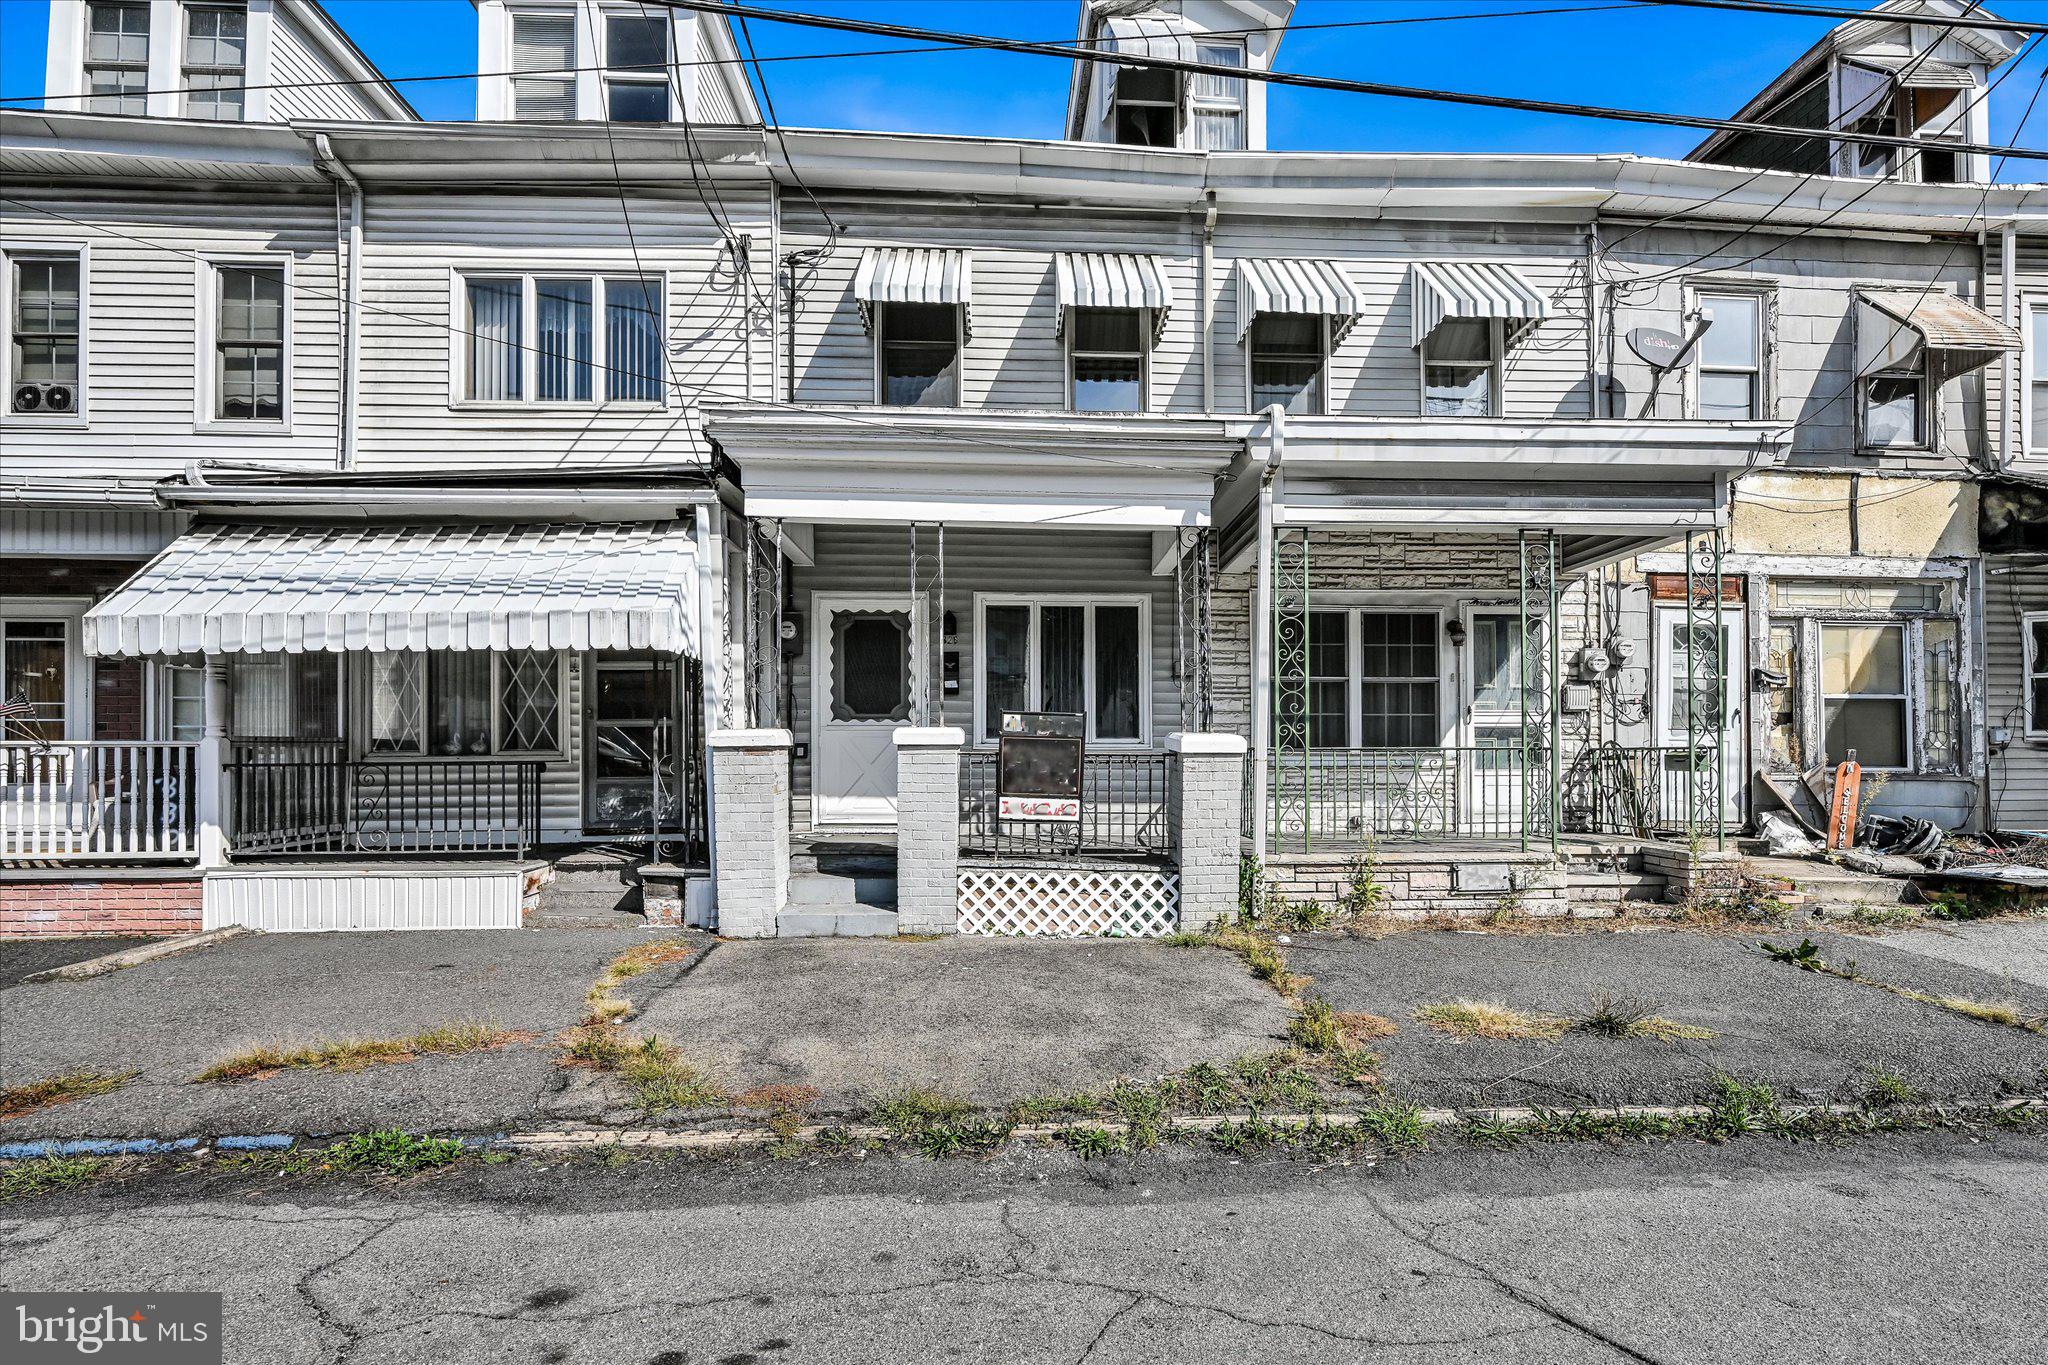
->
<box><xmin>2027</xmin><ymin>615</ymin><xmax>2048</xmax><ymax>737</ymax></box>
<box><xmin>604</xmin><ymin>13</ymin><xmax>671</xmax><ymax>122</ymax></box>
<box><xmin>877</xmin><ymin>302</ymin><xmax>958</xmax><ymax>407</ymax></box>
<box><xmin>1305</xmin><ymin>610</ymin><xmax>1348</xmax><ymax>748</ymax></box>
<box><xmin>462</xmin><ymin>273</ymin><xmax>663</xmax><ymax>406</ymax></box>
<box><xmin>1696</xmin><ymin>292</ymin><xmax>1763</xmax><ymax>420</ymax></box>
<box><xmin>83</xmin><ymin>2</ymin><xmax>149</xmax><ymax>115</ymax></box>
<box><xmin>1068</xmin><ymin>308</ymin><xmax>1143</xmax><ymax>412</ymax></box>
<box><xmin>1189</xmin><ymin>42</ymin><xmax>1245</xmax><ymax>151</ymax></box>
<box><xmin>977</xmin><ymin>599</ymin><xmax>1147</xmax><ymax>743</ymax></box>
<box><xmin>2028</xmin><ymin>301</ymin><xmax>2048</xmax><ymax>458</ymax></box>
<box><xmin>1862</xmin><ymin>361</ymin><xmax>1926</xmax><ymax>449</ymax></box>
<box><xmin>8</xmin><ymin>253</ymin><xmax>82</xmax><ymax>415</ymax></box>
<box><xmin>1820</xmin><ymin>623</ymin><xmax>1908</xmax><ymax>769</ymax></box>
<box><xmin>159</xmin><ymin>662</ymin><xmax>206</xmax><ymax>742</ymax></box>
<box><xmin>230</xmin><ymin>654</ymin><xmax>338</xmax><ymax>739</ymax></box>
<box><xmin>1248</xmin><ymin>313</ymin><xmax>1324</xmax><ymax>414</ymax></box>
<box><xmin>183</xmin><ymin>3</ymin><xmax>248</xmax><ymax>121</ymax></box>
<box><xmin>1909</xmin><ymin>87</ymin><xmax>1964</xmax><ymax>184</ymax></box>
<box><xmin>367</xmin><ymin>650</ymin><xmax>562</xmax><ymax>756</ymax></box>
<box><xmin>511</xmin><ymin>13</ymin><xmax>576</xmax><ymax>120</ymax></box>
<box><xmin>1358</xmin><ymin>613</ymin><xmax>1441</xmax><ymax>748</ymax></box>
<box><xmin>1469</xmin><ymin>614</ymin><xmax>1526</xmax><ymax>713</ymax></box>
<box><xmin>1112</xmin><ymin>65</ymin><xmax>1178</xmax><ymax>147</ymax></box>
<box><xmin>1421</xmin><ymin>319</ymin><xmax>1498</xmax><ymax>418</ymax></box>
<box><xmin>2</xmin><ymin>619</ymin><xmax>67</xmax><ymax>742</ymax></box>
<box><xmin>213</xmin><ymin>263</ymin><xmax>284</xmax><ymax>422</ymax></box>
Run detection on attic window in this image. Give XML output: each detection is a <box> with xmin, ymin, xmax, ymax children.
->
<box><xmin>1112</xmin><ymin>66</ymin><xmax>1179</xmax><ymax>148</ymax></box>
<box><xmin>183</xmin><ymin>3</ymin><xmax>249</xmax><ymax>122</ymax></box>
<box><xmin>604</xmin><ymin>14</ymin><xmax>672</xmax><ymax>123</ymax></box>
<box><xmin>511</xmin><ymin>13</ymin><xmax>577</xmax><ymax>121</ymax></box>
<box><xmin>1189</xmin><ymin>42</ymin><xmax>1246</xmax><ymax>151</ymax></box>
<box><xmin>83</xmin><ymin>2</ymin><xmax>150</xmax><ymax>116</ymax></box>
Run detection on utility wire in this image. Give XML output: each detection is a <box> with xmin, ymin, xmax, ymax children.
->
<box><xmin>1646</xmin><ymin>0</ymin><xmax>2048</xmax><ymax>36</ymax></box>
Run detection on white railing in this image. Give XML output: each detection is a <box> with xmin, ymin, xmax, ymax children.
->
<box><xmin>0</xmin><ymin>741</ymin><xmax>200</xmax><ymax>862</ymax></box>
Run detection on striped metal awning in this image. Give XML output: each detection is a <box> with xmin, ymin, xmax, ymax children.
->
<box><xmin>1102</xmin><ymin>11</ymin><xmax>1200</xmax><ymax>68</ymax></box>
<box><xmin>1233</xmin><ymin>259</ymin><xmax>1372</xmax><ymax>342</ymax></box>
<box><xmin>1408</xmin><ymin>261</ymin><xmax>1553</xmax><ymax>349</ymax></box>
<box><xmin>853</xmin><ymin>247</ymin><xmax>975</xmax><ymax>339</ymax></box>
<box><xmin>1846</xmin><ymin>53</ymin><xmax>1977</xmax><ymax>90</ymax></box>
<box><xmin>84</xmin><ymin>520</ymin><xmax>700</xmax><ymax>657</ymax></box>
<box><xmin>1054</xmin><ymin>252</ymin><xmax>1174</xmax><ymax>343</ymax></box>
<box><xmin>1856</xmin><ymin>287</ymin><xmax>2020</xmax><ymax>377</ymax></box>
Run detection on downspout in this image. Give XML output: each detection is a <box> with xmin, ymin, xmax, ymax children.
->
<box><xmin>1201</xmin><ymin>190</ymin><xmax>1217</xmax><ymax>414</ymax></box>
<box><xmin>313</xmin><ymin>135</ymin><xmax>362</xmax><ymax>472</ymax></box>
<box><xmin>2001</xmin><ymin>221</ymin><xmax>2017</xmax><ymax>470</ymax></box>
<box><xmin>1249</xmin><ymin>403</ymin><xmax>1285</xmax><ymax>857</ymax></box>
<box><xmin>1584</xmin><ymin>223</ymin><xmax>1601</xmax><ymax>420</ymax></box>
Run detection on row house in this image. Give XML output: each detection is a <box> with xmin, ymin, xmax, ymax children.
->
<box><xmin>4</xmin><ymin>0</ymin><xmax>2043</xmax><ymax>939</ymax></box>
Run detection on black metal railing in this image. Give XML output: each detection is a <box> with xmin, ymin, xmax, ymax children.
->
<box><xmin>959</xmin><ymin>750</ymin><xmax>1174</xmax><ymax>858</ymax></box>
<box><xmin>228</xmin><ymin>738</ymin><xmax>543</xmax><ymax>858</ymax></box>
<box><xmin>1564</xmin><ymin>743</ymin><xmax>1719</xmax><ymax>838</ymax></box>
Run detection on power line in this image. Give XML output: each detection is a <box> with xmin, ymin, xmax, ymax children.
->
<box><xmin>657</xmin><ymin>0</ymin><xmax>2048</xmax><ymax>164</ymax></box>
<box><xmin>1646</xmin><ymin>0</ymin><xmax>2048</xmax><ymax>36</ymax></box>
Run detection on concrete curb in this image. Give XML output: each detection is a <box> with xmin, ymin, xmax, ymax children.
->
<box><xmin>21</xmin><ymin>926</ymin><xmax>255</xmax><ymax>983</ymax></box>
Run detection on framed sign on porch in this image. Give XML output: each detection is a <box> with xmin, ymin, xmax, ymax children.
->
<box><xmin>997</xmin><ymin>711</ymin><xmax>1085</xmax><ymax>822</ymax></box>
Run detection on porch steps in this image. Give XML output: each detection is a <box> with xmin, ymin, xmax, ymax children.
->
<box><xmin>526</xmin><ymin>846</ymin><xmax>647</xmax><ymax>929</ymax></box>
<box><xmin>781</xmin><ymin>844</ymin><xmax>899</xmax><ymax>936</ymax></box>
<box><xmin>1562</xmin><ymin>844</ymin><xmax>1669</xmax><ymax>908</ymax></box>
<box><xmin>1745</xmin><ymin>856</ymin><xmax>1919</xmax><ymax>912</ymax></box>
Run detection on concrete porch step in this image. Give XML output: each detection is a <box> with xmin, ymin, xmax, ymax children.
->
<box><xmin>787</xmin><ymin>870</ymin><xmax>898</xmax><ymax>910</ymax></box>
<box><xmin>777</xmin><ymin>907</ymin><xmax>901</xmax><ymax>938</ymax></box>
<box><xmin>1746</xmin><ymin>856</ymin><xmax>1918</xmax><ymax>908</ymax></box>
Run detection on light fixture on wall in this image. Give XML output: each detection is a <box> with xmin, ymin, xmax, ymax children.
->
<box><xmin>1444</xmin><ymin>619</ymin><xmax>1468</xmax><ymax>648</ymax></box>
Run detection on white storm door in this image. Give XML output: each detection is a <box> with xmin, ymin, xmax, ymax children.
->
<box><xmin>812</xmin><ymin>595</ymin><xmax>916</xmax><ymax>825</ymax></box>
<box><xmin>1654</xmin><ymin>605</ymin><xmax>1747</xmax><ymax>826</ymax></box>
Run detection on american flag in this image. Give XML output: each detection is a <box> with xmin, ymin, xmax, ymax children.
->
<box><xmin>0</xmin><ymin>695</ymin><xmax>36</xmax><ymax>721</ymax></box>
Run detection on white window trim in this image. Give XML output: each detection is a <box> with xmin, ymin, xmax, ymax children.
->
<box><xmin>1416</xmin><ymin>317</ymin><xmax>1502</xmax><ymax>419</ymax></box>
<box><xmin>448</xmin><ymin>267</ymin><xmax>670</xmax><ymax>411</ymax></box>
<box><xmin>0</xmin><ymin>240</ymin><xmax>90</xmax><ymax>428</ymax></box>
<box><xmin>193</xmin><ymin>253</ymin><xmax>292</xmax><ymax>434</ymax></box>
<box><xmin>2023</xmin><ymin>294</ymin><xmax>2048</xmax><ymax>460</ymax></box>
<box><xmin>1853</xmin><ymin>286</ymin><xmax>1936</xmax><ymax>453</ymax></box>
<box><xmin>1064</xmin><ymin>306</ymin><xmax>1149</xmax><ymax>414</ymax></box>
<box><xmin>2023</xmin><ymin>611</ymin><xmax>2048</xmax><ymax>739</ymax></box>
<box><xmin>595</xmin><ymin>3</ymin><xmax>675</xmax><ymax>122</ymax></box>
<box><xmin>1188</xmin><ymin>38</ymin><xmax>1247</xmax><ymax>149</ymax></box>
<box><xmin>1816</xmin><ymin>618</ymin><xmax>1915</xmax><ymax>773</ymax></box>
<box><xmin>356</xmin><ymin>649</ymin><xmax>569</xmax><ymax>761</ymax></box>
<box><xmin>1244</xmin><ymin>311</ymin><xmax>1330</xmax><ymax>416</ymax></box>
<box><xmin>179</xmin><ymin>0</ymin><xmax>250</xmax><ymax>121</ymax></box>
<box><xmin>872</xmin><ymin>301</ymin><xmax>964</xmax><ymax>408</ymax></box>
<box><xmin>1292</xmin><ymin>605</ymin><xmax>1451</xmax><ymax>749</ymax></box>
<box><xmin>506</xmin><ymin>2</ymin><xmax>579</xmax><ymax>121</ymax></box>
<box><xmin>970</xmin><ymin>593</ymin><xmax>1152</xmax><ymax>749</ymax></box>
<box><xmin>1</xmin><ymin>598</ymin><xmax>94</xmax><ymax>743</ymax></box>
<box><xmin>1685</xmin><ymin>282</ymin><xmax>1774</xmax><ymax>422</ymax></box>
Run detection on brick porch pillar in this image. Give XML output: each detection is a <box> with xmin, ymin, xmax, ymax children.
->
<box><xmin>708</xmin><ymin>729</ymin><xmax>792</xmax><ymax>938</ymax></box>
<box><xmin>1167</xmin><ymin>732</ymin><xmax>1247</xmax><ymax>933</ymax></box>
<box><xmin>893</xmin><ymin>727</ymin><xmax>964</xmax><ymax>935</ymax></box>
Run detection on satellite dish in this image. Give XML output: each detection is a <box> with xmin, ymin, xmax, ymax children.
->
<box><xmin>1627</xmin><ymin>326</ymin><xmax>1690</xmax><ymax>371</ymax></box>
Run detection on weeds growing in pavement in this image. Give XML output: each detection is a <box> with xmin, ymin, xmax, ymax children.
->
<box><xmin>1237</xmin><ymin>853</ymin><xmax>1268</xmax><ymax>922</ymax></box>
<box><xmin>1863</xmin><ymin>1068</ymin><xmax>1921</xmax><ymax>1108</ymax></box>
<box><xmin>0</xmin><ymin>1069</ymin><xmax>138</xmax><ymax>1120</ymax></box>
<box><xmin>733</xmin><ymin>1083</ymin><xmax>821</xmax><ymax>1115</ymax></box>
<box><xmin>1760</xmin><ymin>938</ymin><xmax>2047</xmax><ymax>1033</ymax></box>
<box><xmin>1059</xmin><ymin>1124</ymin><xmax>1129</xmax><ymax>1159</ymax></box>
<box><xmin>1159</xmin><ymin>931</ymin><xmax>1211</xmax><ymax>948</ymax></box>
<box><xmin>1626</xmin><ymin>1016</ymin><xmax>1718</xmax><ymax>1042</ymax></box>
<box><xmin>0</xmin><ymin>1156</ymin><xmax>108</xmax><ymax>1202</ymax></box>
<box><xmin>1416</xmin><ymin>999</ymin><xmax>1569</xmax><ymax>1041</ymax></box>
<box><xmin>1577</xmin><ymin>991</ymin><xmax>1659</xmax><ymax>1037</ymax></box>
<box><xmin>1212</xmin><ymin>926</ymin><xmax>1306</xmax><ymax>997</ymax></box>
<box><xmin>617</xmin><ymin>1037</ymin><xmax>728</xmax><ymax>1116</ymax></box>
<box><xmin>195</xmin><ymin>1022</ymin><xmax>515</xmax><ymax>1083</ymax></box>
<box><xmin>870</xmin><ymin>1087</ymin><xmax>973</xmax><ymax>1138</ymax></box>
<box><xmin>1355</xmin><ymin>1098</ymin><xmax>1428</xmax><ymax>1149</ymax></box>
<box><xmin>582</xmin><ymin>937</ymin><xmax>698</xmax><ymax>1026</ymax></box>
<box><xmin>324</xmin><ymin>1130</ymin><xmax>468</xmax><ymax>1175</ymax></box>
<box><xmin>1339</xmin><ymin>847</ymin><xmax>1390</xmax><ymax>920</ymax></box>
<box><xmin>1007</xmin><ymin>1090</ymin><xmax>1101</xmax><ymax>1123</ymax></box>
<box><xmin>1703</xmin><ymin>1074</ymin><xmax>1781</xmax><ymax>1139</ymax></box>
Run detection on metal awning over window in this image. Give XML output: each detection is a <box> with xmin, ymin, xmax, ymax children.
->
<box><xmin>1233</xmin><ymin>259</ymin><xmax>1371</xmax><ymax>342</ymax></box>
<box><xmin>1855</xmin><ymin>288</ymin><xmax>2021</xmax><ymax>378</ymax></box>
<box><xmin>1409</xmin><ymin>261</ymin><xmax>1553</xmax><ymax>350</ymax></box>
<box><xmin>1054</xmin><ymin>252</ymin><xmax>1173</xmax><ymax>343</ymax></box>
<box><xmin>853</xmin><ymin>247</ymin><xmax>974</xmax><ymax>339</ymax></box>
<box><xmin>84</xmin><ymin>520</ymin><xmax>700</xmax><ymax>657</ymax></box>
<box><xmin>1845</xmin><ymin>53</ymin><xmax>1976</xmax><ymax>90</ymax></box>
<box><xmin>1101</xmin><ymin>10</ymin><xmax>1199</xmax><ymax>67</ymax></box>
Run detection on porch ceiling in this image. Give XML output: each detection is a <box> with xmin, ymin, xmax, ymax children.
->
<box><xmin>84</xmin><ymin>520</ymin><xmax>702</xmax><ymax>658</ymax></box>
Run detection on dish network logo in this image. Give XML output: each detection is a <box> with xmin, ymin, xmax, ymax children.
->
<box><xmin>15</xmin><ymin>1303</ymin><xmax>208</xmax><ymax>1354</ymax></box>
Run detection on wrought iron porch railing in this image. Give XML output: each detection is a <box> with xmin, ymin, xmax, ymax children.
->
<box><xmin>227</xmin><ymin>739</ymin><xmax>543</xmax><ymax>858</ymax></box>
<box><xmin>959</xmin><ymin>750</ymin><xmax>1174</xmax><ymax>859</ymax></box>
<box><xmin>0</xmin><ymin>741</ymin><xmax>199</xmax><ymax>862</ymax></box>
<box><xmin>1268</xmin><ymin>746</ymin><xmax>1536</xmax><ymax>846</ymax></box>
<box><xmin>1563</xmin><ymin>743</ymin><xmax>1721</xmax><ymax>839</ymax></box>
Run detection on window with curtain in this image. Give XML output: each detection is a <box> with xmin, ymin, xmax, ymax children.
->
<box><xmin>229</xmin><ymin>654</ymin><xmax>338</xmax><ymax>740</ymax></box>
<box><xmin>1068</xmin><ymin>307</ymin><xmax>1143</xmax><ymax>412</ymax></box>
<box><xmin>1861</xmin><ymin>360</ymin><xmax>1926</xmax><ymax>449</ymax></box>
<box><xmin>605</xmin><ymin>277</ymin><xmax>663</xmax><ymax>402</ymax></box>
<box><xmin>1820</xmin><ymin>623</ymin><xmax>1908</xmax><ymax>768</ymax></box>
<box><xmin>367</xmin><ymin>651</ymin><xmax>563</xmax><ymax>756</ymax></box>
<box><xmin>467</xmin><ymin>278</ymin><xmax>523</xmax><ymax>401</ymax></box>
<box><xmin>1469</xmin><ymin>614</ymin><xmax>1525</xmax><ymax>713</ymax></box>
<box><xmin>511</xmin><ymin>13</ymin><xmax>576</xmax><ymax>120</ymax></box>
<box><xmin>182</xmin><ymin>3</ymin><xmax>248</xmax><ymax>120</ymax></box>
<box><xmin>9</xmin><ymin>254</ymin><xmax>82</xmax><ymax>410</ymax></box>
<box><xmin>604</xmin><ymin>13</ymin><xmax>671</xmax><ymax>122</ymax></box>
<box><xmin>535</xmin><ymin>279</ymin><xmax>593</xmax><ymax>402</ymax></box>
<box><xmin>879</xmin><ymin>303</ymin><xmax>959</xmax><ymax>407</ymax></box>
<box><xmin>465</xmin><ymin>274</ymin><xmax>662</xmax><ymax>405</ymax></box>
<box><xmin>84</xmin><ymin>2</ymin><xmax>149</xmax><ymax>116</ymax></box>
<box><xmin>1695</xmin><ymin>292</ymin><xmax>1762</xmax><ymax>420</ymax></box>
<box><xmin>1249</xmin><ymin>313</ymin><xmax>1323</xmax><ymax>414</ymax></box>
<box><xmin>214</xmin><ymin>263</ymin><xmax>285</xmax><ymax>421</ymax></box>
<box><xmin>2030</xmin><ymin>302</ymin><xmax>2048</xmax><ymax>457</ymax></box>
<box><xmin>979</xmin><ymin>600</ymin><xmax>1146</xmax><ymax>742</ymax></box>
<box><xmin>1421</xmin><ymin>319</ymin><xmax>1497</xmax><ymax>417</ymax></box>
<box><xmin>1189</xmin><ymin>42</ymin><xmax>1246</xmax><ymax>151</ymax></box>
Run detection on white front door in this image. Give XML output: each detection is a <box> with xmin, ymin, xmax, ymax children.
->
<box><xmin>812</xmin><ymin>594</ymin><xmax>917</xmax><ymax>826</ymax></box>
<box><xmin>1654</xmin><ymin>605</ymin><xmax>1748</xmax><ymax>826</ymax></box>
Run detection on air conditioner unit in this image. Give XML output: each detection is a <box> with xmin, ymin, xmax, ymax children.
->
<box><xmin>11</xmin><ymin>382</ymin><xmax>75</xmax><ymax>414</ymax></box>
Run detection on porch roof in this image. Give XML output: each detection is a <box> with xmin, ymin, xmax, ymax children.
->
<box><xmin>83</xmin><ymin>520</ymin><xmax>700</xmax><ymax>658</ymax></box>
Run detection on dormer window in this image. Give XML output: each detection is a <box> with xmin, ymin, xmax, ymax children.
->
<box><xmin>183</xmin><ymin>3</ymin><xmax>248</xmax><ymax>121</ymax></box>
<box><xmin>1189</xmin><ymin>42</ymin><xmax>1246</xmax><ymax>151</ymax></box>
<box><xmin>1112</xmin><ymin>66</ymin><xmax>1179</xmax><ymax>148</ymax></box>
<box><xmin>604</xmin><ymin>14</ymin><xmax>671</xmax><ymax>123</ymax></box>
<box><xmin>84</xmin><ymin>2</ymin><xmax>149</xmax><ymax>116</ymax></box>
<box><xmin>512</xmin><ymin>12</ymin><xmax>577</xmax><ymax>120</ymax></box>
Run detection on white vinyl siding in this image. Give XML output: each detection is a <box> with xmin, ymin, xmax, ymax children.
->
<box><xmin>264</xmin><ymin>3</ymin><xmax>397</xmax><ymax>120</ymax></box>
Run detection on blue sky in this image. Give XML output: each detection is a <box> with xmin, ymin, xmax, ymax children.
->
<box><xmin>5</xmin><ymin>0</ymin><xmax>2048</xmax><ymax>172</ymax></box>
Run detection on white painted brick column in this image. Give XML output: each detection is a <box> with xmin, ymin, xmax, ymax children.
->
<box><xmin>893</xmin><ymin>727</ymin><xmax>964</xmax><ymax>935</ymax></box>
<box><xmin>708</xmin><ymin>729</ymin><xmax>792</xmax><ymax>938</ymax></box>
<box><xmin>1167</xmin><ymin>732</ymin><xmax>1248</xmax><ymax>933</ymax></box>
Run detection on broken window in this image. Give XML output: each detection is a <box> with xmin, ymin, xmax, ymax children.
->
<box><xmin>1112</xmin><ymin>66</ymin><xmax>1179</xmax><ymax>147</ymax></box>
<box><xmin>1766</xmin><ymin>623</ymin><xmax>1801</xmax><ymax>769</ymax></box>
<box><xmin>1820</xmin><ymin>623</ymin><xmax>1908</xmax><ymax>769</ymax></box>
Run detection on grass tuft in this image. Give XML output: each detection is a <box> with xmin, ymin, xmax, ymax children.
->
<box><xmin>869</xmin><ymin>1086</ymin><xmax>973</xmax><ymax>1136</ymax></box>
<box><xmin>1703</xmin><ymin>1073</ymin><xmax>1781</xmax><ymax>1138</ymax></box>
<box><xmin>195</xmin><ymin>1021</ymin><xmax>515</xmax><ymax>1083</ymax></box>
<box><xmin>0</xmin><ymin>1155</ymin><xmax>109</xmax><ymax>1202</ymax></box>
<box><xmin>1576</xmin><ymin>990</ymin><xmax>1659</xmax><ymax>1037</ymax></box>
<box><xmin>617</xmin><ymin>1036</ymin><xmax>728</xmax><ymax>1116</ymax></box>
<box><xmin>1926</xmin><ymin>995</ymin><xmax>2042</xmax><ymax>1031</ymax></box>
<box><xmin>1863</xmin><ymin>1068</ymin><xmax>1921</xmax><ymax>1108</ymax></box>
<box><xmin>1355</xmin><ymin>1098</ymin><xmax>1428</xmax><ymax>1149</ymax></box>
<box><xmin>324</xmin><ymin>1130</ymin><xmax>467</xmax><ymax>1175</ymax></box>
<box><xmin>0</xmin><ymin>1069</ymin><xmax>138</xmax><ymax>1121</ymax></box>
<box><xmin>1416</xmin><ymin>999</ymin><xmax>1568</xmax><ymax>1041</ymax></box>
<box><xmin>733</xmin><ymin>1083</ymin><xmax>821</xmax><ymax>1114</ymax></box>
<box><xmin>1212</xmin><ymin>926</ymin><xmax>1306</xmax><ymax>997</ymax></box>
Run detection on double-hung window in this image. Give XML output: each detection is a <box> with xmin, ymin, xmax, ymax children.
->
<box><xmin>511</xmin><ymin>12</ymin><xmax>577</xmax><ymax>120</ymax></box>
<box><xmin>1421</xmin><ymin>319</ymin><xmax>1498</xmax><ymax>417</ymax></box>
<box><xmin>1820</xmin><ymin>623</ymin><xmax>1909</xmax><ymax>769</ymax></box>
<box><xmin>2028</xmin><ymin>300</ymin><xmax>2048</xmax><ymax>458</ymax></box>
<box><xmin>183</xmin><ymin>3</ymin><xmax>248</xmax><ymax>120</ymax></box>
<box><xmin>367</xmin><ymin>650</ymin><xmax>563</xmax><ymax>757</ymax></box>
<box><xmin>7</xmin><ymin>252</ymin><xmax>83</xmax><ymax>416</ymax></box>
<box><xmin>230</xmin><ymin>654</ymin><xmax>340</xmax><ymax>739</ymax></box>
<box><xmin>978</xmin><ymin>598</ymin><xmax>1147</xmax><ymax>744</ymax></box>
<box><xmin>1248</xmin><ymin>313</ymin><xmax>1324</xmax><ymax>414</ymax></box>
<box><xmin>1111</xmin><ymin>65</ymin><xmax>1179</xmax><ymax>147</ymax></box>
<box><xmin>1068</xmin><ymin>307</ymin><xmax>1144</xmax><ymax>412</ymax></box>
<box><xmin>1278</xmin><ymin>610</ymin><xmax>1444</xmax><ymax>749</ymax></box>
<box><xmin>877</xmin><ymin>303</ymin><xmax>959</xmax><ymax>407</ymax></box>
<box><xmin>84</xmin><ymin>2</ymin><xmax>149</xmax><ymax>115</ymax></box>
<box><xmin>2025</xmin><ymin>615</ymin><xmax>2048</xmax><ymax>737</ymax></box>
<box><xmin>604</xmin><ymin>14</ymin><xmax>671</xmax><ymax>122</ymax></box>
<box><xmin>1189</xmin><ymin>42</ymin><xmax>1246</xmax><ymax>150</ymax></box>
<box><xmin>1862</xmin><ymin>353</ymin><xmax>1927</xmax><ymax>450</ymax></box>
<box><xmin>462</xmin><ymin>273</ymin><xmax>665</xmax><ymax>406</ymax></box>
<box><xmin>212</xmin><ymin>263</ymin><xmax>285</xmax><ymax>422</ymax></box>
<box><xmin>1695</xmin><ymin>292</ymin><xmax>1763</xmax><ymax>420</ymax></box>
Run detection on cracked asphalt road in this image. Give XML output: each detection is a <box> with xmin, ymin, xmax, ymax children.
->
<box><xmin>2</xmin><ymin>1128</ymin><xmax>2041</xmax><ymax>1364</ymax></box>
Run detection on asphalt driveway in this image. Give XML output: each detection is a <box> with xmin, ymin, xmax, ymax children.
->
<box><xmin>0</xmin><ymin>936</ymin><xmax>162</xmax><ymax>987</ymax></box>
<box><xmin>1294</xmin><ymin>925</ymin><xmax>2048</xmax><ymax>1110</ymax></box>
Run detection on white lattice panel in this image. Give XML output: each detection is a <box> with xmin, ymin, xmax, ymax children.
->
<box><xmin>957</xmin><ymin>867</ymin><xmax>1180</xmax><ymax>938</ymax></box>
